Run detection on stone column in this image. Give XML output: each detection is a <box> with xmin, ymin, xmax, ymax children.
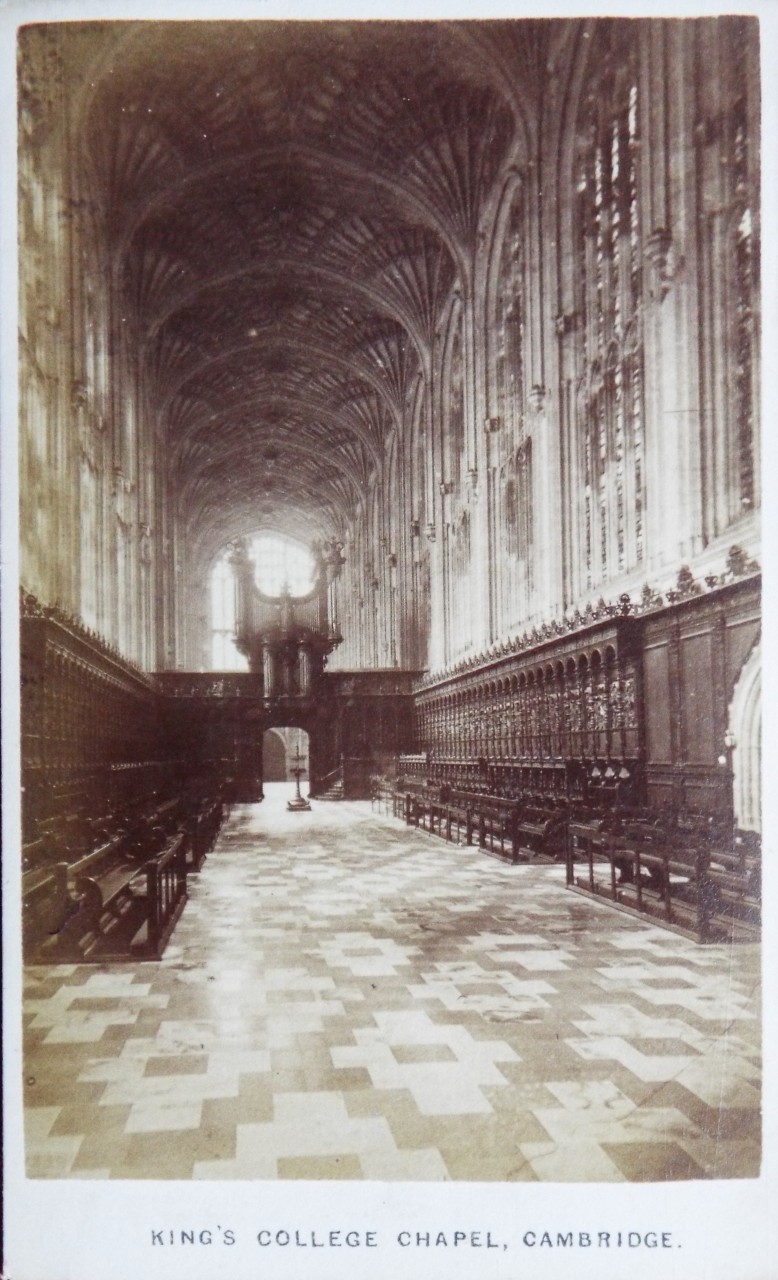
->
<box><xmin>640</xmin><ymin>22</ymin><xmax>703</xmax><ymax>575</ymax></box>
<box><xmin>262</xmin><ymin>642</ymin><xmax>275</xmax><ymax>698</ymax></box>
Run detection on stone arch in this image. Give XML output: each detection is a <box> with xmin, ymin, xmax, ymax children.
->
<box><xmin>262</xmin><ymin>728</ymin><xmax>288</xmax><ymax>781</ymax></box>
<box><xmin>262</xmin><ymin>726</ymin><xmax>310</xmax><ymax>784</ymax></box>
<box><xmin>727</xmin><ymin>642</ymin><xmax>761</xmax><ymax>833</ymax></box>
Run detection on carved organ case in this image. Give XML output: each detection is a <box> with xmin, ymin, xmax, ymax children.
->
<box><xmin>229</xmin><ymin>538</ymin><xmax>344</xmax><ymax>700</ymax></box>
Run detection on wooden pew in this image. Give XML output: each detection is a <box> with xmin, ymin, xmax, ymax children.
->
<box><xmin>461</xmin><ymin>794</ymin><xmax>518</xmax><ymax>861</ymax></box>
<box><xmin>514</xmin><ymin>797</ymin><xmax>569</xmax><ymax>860</ymax></box>
<box><xmin>400</xmin><ymin>781</ymin><xmax>568</xmax><ymax>865</ymax></box>
<box><xmin>38</xmin><ymin>830</ymin><xmax>188</xmax><ymax>962</ymax></box>
<box><xmin>22</xmin><ymin>862</ymin><xmax>74</xmax><ymax>953</ymax></box>
<box><xmin>21</xmin><ymin>788</ymin><xmax>227</xmax><ymax>961</ymax></box>
<box><xmin>184</xmin><ymin>798</ymin><xmax>224</xmax><ymax>871</ymax></box>
<box><xmin>703</xmin><ymin>831</ymin><xmax>761</xmax><ymax>937</ymax></box>
<box><xmin>566</xmin><ymin>806</ymin><xmax>760</xmax><ymax>943</ymax></box>
<box><xmin>130</xmin><ymin>834</ymin><xmax>190</xmax><ymax>958</ymax></box>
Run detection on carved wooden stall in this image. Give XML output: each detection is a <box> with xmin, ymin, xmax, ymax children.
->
<box><xmin>414</xmin><ymin>602</ymin><xmax>643</xmax><ymax>807</ymax></box>
<box><xmin>20</xmin><ymin>593</ymin><xmax>227</xmax><ymax>962</ymax></box>
<box><xmin>20</xmin><ymin>592</ymin><xmax>165</xmax><ymax>855</ymax></box>
<box><xmin>405</xmin><ymin>567</ymin><xmax>760</xmax><ymax>940</ymax></box>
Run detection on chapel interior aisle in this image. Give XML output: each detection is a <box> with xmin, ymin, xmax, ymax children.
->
<box><xmin>23</xmin><ymin>787</ymin><xmax>760</xmax><ymax>1182</ymax></box>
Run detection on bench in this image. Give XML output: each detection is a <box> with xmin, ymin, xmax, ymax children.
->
<box><xmin>399</xmin><ymin>783</ymin><xmax>567</xmax><ymax>864</ymax></box>
<box><xmin>22</xmin><ymin>861</ymin><xmax>74</xmax><ymax>952</ymax></box>
<box><xmin>514</xmin><ymin>799</ymin><xmax>568</xmax><ymax>860</ymax></box>
<box><xmin>704</xmin><ymin>841</ymin><xmax>761</xmax><ymax>935</ymax></box>
<box><xmin>464</xmin><ymin>795</ymin><xmax>520</xmax><ymax>862</ymax></box>
<box><xmin>566</xmin><ymin>808</ymin><xmax>760</xmax><ymax>943</ymax></box>
<box><xmin>20</xmin><ymin>788</ymin><xmax>224</xmax><ymax>961</ymax></box>
<box><xmin>403</xmin><ymin>785</ymin><xmax>517</xmax><ymax>860</ymax></box>
<box><xmin>612</xmin><ymin>836</ymin><xmax>711</xmax><ymax>934</ymax></box>
<box><xmin>70</xmin><ymin>840</ymin><xmax>151</xmax><ymax>952</ymax></box>
<box><xmin>37</xmin><ymin>831</ymin><xmax>189</xmax><ymax>962</ymax></box>
<box><xmin>184</xmin><ymin>798</ymin><xmax>224</xmax><ymax>871</ymax></box>
<box><xmin>131</xmin><ymin>834</ymin><xmax>190</xmax><ymax>957</ymax></box>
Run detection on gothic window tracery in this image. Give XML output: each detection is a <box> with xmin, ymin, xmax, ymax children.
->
<box><xmin>697</xmin><ymin>38</ymin><xmax>759</xmax><ymax>536</ymax></box>
<box><xmin>441</xmin><ymin>311</ymin><xmax>469</xmax><ymax>662</ymax></box>
<box><xmin>575</xmin><ymin>40</ymin><xmax>644</xmax><ymax>588</ymax></box>
<box><xmin>495</xmin><ymin>186</ymin><xmax>527</xmax><ymax>449</ymax></box>
<box><xmin>493</xmin><ymin>183</ymin><xmax>533</xmax><ymax>626</ymax></box>
<box><xmin>447</xmin><ymin>319</ymin><xmax>465</xmax><ymax>493</ymax></box>
<box><xmin>731</xmin><ymin>100</ymin><xmax>757</xmax><ymax>513</ymax></box>
<box><xmin>504</xmin><ymin>439</ymin><xmax>533</xmax><ymax>566</ymax></box>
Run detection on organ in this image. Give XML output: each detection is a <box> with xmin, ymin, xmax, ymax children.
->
<box><xmin>230</xmin><ymin>536</ymin><xmax>344</xmax><ymax>700</ymax></box>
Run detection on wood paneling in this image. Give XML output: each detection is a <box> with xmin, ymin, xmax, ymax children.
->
<box><xmin>680</xmin><ymin>633</ymin><xmax>715</xmax><ymax>763</ymax></box>
<box><xmin>643</xmin><ymin>644</ymin><xmax>672</xmax><ymax>763</ymax></box>
<box><xmin>642</xmin><ymin>578</ymin><xmax>759</xmax><ymax>815</ymax></box>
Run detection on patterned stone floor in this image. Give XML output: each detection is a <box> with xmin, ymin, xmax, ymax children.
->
<box><xmin>23</xmin><ymin>787</ymin><xmax>761</xmax><ymax>1181</ymax></box>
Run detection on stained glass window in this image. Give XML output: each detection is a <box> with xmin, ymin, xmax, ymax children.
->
<box><xmin>576</xmin><ymin>50</ymin><xmax>644</xmax><ymax>588</ymax></box>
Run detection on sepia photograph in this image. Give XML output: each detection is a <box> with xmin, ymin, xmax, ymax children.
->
<box><xmin>2</xmin><ymin>3</ymin><xmax>774</xmax><ymax>1278</ymax></box>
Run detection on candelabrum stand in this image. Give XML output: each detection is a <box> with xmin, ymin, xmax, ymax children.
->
<box><xmin>287</xmin><ymin>745</ymin><xmax>311</xmax><ymax>812</ymax></box>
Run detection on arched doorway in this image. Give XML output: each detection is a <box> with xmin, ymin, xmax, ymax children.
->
<box><xmin>262</xmin><ymin>727</ymin><xmax>310</xmax><ymax>790</ymax></box>
<box><xmin>728</xmin><ymin>643</ymin><xmax>761</xmax><ymax>834</ymax></box>
<box><xmin>262</xmin><ymin>729</ymin><xmax>288</xmax><ymax>781</ymax></box>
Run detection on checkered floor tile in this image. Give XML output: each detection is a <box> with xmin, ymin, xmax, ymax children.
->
<box><xmin>22</xmin><ymin>787</ymin><xmax>761</xmax><ymax>1181</ymax></box>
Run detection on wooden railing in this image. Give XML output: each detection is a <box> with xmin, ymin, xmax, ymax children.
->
<box><xmin>566</xmin><ymin>814</ymin><xmax>760</xmax><ymax>943</ymax></box>
<box><xmin>382</xmin><ymin>763</ymin><xmax>760</xmax><ymax>944</ymax></box>
<box><xmin>145</xmin><ymin>833</ymin><xmax>188</xmax><ymax>957</ymax></box>
<box><xmin>316</xmin><ymin>764</ymin><xmax>343</xmax><ymax>792</ymax></box>
<box><xmin>394</xmin><ymin>778</ymin><xmax>568</xmax><ymax>864</ymax></box>
<box><xmin>22</xmin><ymin>792</ymin><xmax>226</xmax><ymax>962</ymax></box>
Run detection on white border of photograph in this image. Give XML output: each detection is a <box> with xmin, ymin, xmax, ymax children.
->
<box><xmin>2</xmin><ymin>1</ymin><xmax>775</xmax><ymax>1278</ymax></box>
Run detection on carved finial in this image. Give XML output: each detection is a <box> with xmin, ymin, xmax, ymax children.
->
<box><xmin>726</xmin><ymin>544</ymin><xmax>749</xmax><ymax>578</ymax></box>
<box><xmin>676</xmin><ymin>565</ymin><xmax>701</xmax><ymax>597</ymax></box>
<box><xmin>321</xmin><ymin>538</ymin><xmax>346</xmax><ymax>584</ymax></box>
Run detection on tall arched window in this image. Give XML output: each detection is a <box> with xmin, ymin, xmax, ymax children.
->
<box><xmin>495</xmin><ymin>185</ymin><xmax>527</xmax><ymax>448</ymax></box>
<box><xmin>447</xmin><ymin>317</ymin><xmax>465</xmax><ymax>492</ymax></box>
<box><xmin>494</xmin><ymin>183</ymin><xmax>532</xmax><ymax>624</ymax></box>
<box><xmin>411</xmin><ymin>382</ymin><xmax>431</xmax><ymax>669</ymax></box>
<box><xmin>574</xmin><ymin>34</ymin><xmax>644</xmax><ymax>588</ymax></box>
<box><xmin>250</xmin><ymin>535</ymin><xmax>315</xmax><ymax>596</ymax></box>
<box><xmin>732</xmin><ymin>141</ymin><xmax>757</xmax><ymax>513</ymax></box>
<box><xmin>210</xmin><ymin>552</ymin><xmax>245</xmax><ymax>671</ymax></box>
<box><xmin>696</xmin><ymin>17</ymin><xmax>759</xmax><ymax>536</ymax></box>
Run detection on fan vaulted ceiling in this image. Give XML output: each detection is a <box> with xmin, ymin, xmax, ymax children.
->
<box><xmin>75</xmin><ymin>21</ymin><xmax>544</xmax><ymax>558</ymax></box>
